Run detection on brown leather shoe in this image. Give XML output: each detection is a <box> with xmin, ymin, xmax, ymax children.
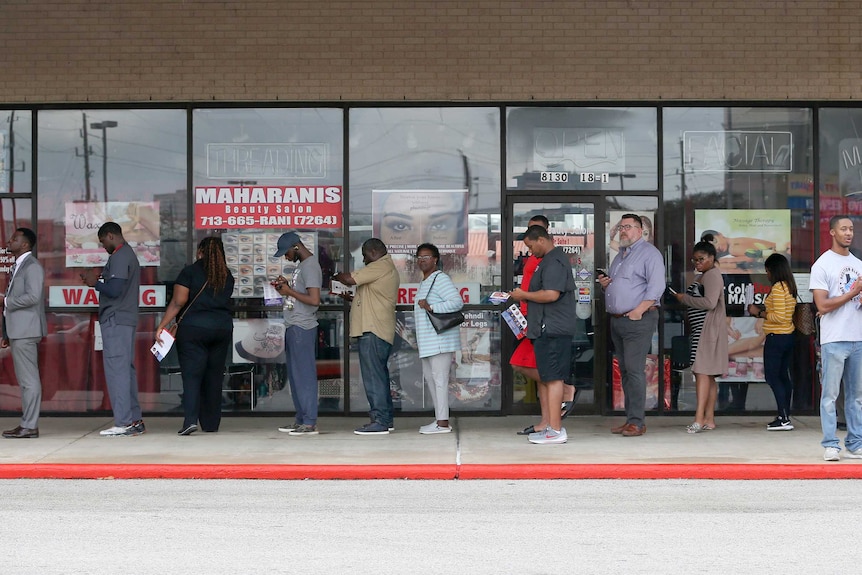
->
<box><xmin>611</xmin><ymin>422</ymin><xmax>628</xmax><ymax>434</ymax></box>
<box><xmin>3</xmin><ymin>426</ymin><xmax>39</xmax><ymax>438</ymax></box>
<box><xmin>621</xmin><ymin>423</ymin><xmax>646</xmax><ymax>437</ymax></box>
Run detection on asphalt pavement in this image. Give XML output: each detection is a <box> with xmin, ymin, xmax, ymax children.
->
<box><xmin>1</xmin><ymin>415</ymin><xmax>861</xmax><ymax>479</ymax></box>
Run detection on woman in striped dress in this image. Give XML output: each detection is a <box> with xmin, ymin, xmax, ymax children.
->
<box><xmin>674</xmin><ymin>241</ymin><xmax>728</xmax><ymax>433</ymax></box>
<box><xmin>748</xmin><ymin>253</ymin><xmax>797</xmax><ymax>431</ymax></box>
<box><xmin>413</xmin><ymin>243</ymin><xmax>464</xmax><ymax>434</ymax></box>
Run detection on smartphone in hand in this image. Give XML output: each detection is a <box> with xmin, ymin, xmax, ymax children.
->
<box><xmin>596</xmin><ymin>268</ymin><xmax>608</xmax><ymax>278</ymax></box>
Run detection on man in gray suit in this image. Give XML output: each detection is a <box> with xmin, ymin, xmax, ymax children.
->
<box><xmin>1</xmin><ymin>228</ymin><xmax>47</xmax><ymax>439</ymax></box>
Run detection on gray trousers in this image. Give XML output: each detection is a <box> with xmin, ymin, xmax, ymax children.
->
<box><xmin>610</xmin><ymin>312</ymin><xmax>659</xmax><ymax>427</ymax></box>
<box><xmin>422</xmin><ymin>352</ymin><xmax>454</xmax><ymax>421</ymax></box>
<box><xmin>101</xmin><ymin>317</ymin><xmax>141</xmax><ymax>426</ymax></box>
<box><xmin>10</xmin><ymin>336</ymin><xmax>42</xmax><ymax>429</ymax></box>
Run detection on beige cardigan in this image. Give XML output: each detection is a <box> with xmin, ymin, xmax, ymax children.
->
<box><xmin>680</xmin><ymin>265</ymin><xmax>728</xmax><ymax>376</ymax></box>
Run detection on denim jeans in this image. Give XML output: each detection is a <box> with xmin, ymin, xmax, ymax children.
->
<box><xmin>819</xmin><ymin>341</ymin><xmax>862</xmax><ymax>451</ymax></box>
<box><xmin>763</xmin><ymin>333</ymin><xmax>795</xmax><ymax>417</ymax></box>
<box><xmin>358</xmin><ymin>332</ymin><xmax>393</xmax><ymax>427</ymax></box>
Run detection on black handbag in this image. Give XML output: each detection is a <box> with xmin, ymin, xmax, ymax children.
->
<box><xmin>424</xmin><ymin>272</ymin><xmax>464</xmax><ymax>334</ymax></box>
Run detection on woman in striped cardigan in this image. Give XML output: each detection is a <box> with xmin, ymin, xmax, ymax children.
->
<box><xmin>413</xmin><ymin>243</ymin><xmax>464</xmax><ymax>435</ymax></box>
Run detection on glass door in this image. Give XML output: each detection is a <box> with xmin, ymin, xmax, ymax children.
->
<box><xmin>506</xmin><ymin>197</ymin><xmax>605</xmax><ymax>414</ymax></box>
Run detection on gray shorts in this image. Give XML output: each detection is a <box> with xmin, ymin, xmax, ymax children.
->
<box><xmin>533</xmin><ymin>334</ymin><xmax>572</xmax><ymax>384</ymax></box>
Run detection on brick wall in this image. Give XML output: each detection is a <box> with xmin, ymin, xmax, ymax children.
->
<box><xmin>0</xmin><ymin>0</ymin><xmax>858</xmax><ymax>103</ymax></box>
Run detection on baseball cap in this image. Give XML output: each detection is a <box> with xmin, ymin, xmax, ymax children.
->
<box><xmin>273</xmin><ymin>232</ymin><xmax>301</xmax><ymax>257</ymax></box>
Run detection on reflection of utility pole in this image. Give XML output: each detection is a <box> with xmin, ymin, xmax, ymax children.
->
<box><xmin>90</xmin><ymin>120</ymin><xmax>118</xmax><ymax>204</ymax></box>
<box><xmin>75</xmin><ymin>112</ymin><xmax>93</xmax><ymax>201</ymax></box>
<box><xmin>5</xmin><ymin>112</ymin><xmax>26</xmax><ymax>194</ymax></box>
<box><xmin>3</xmin><ymin>112</ymin><xmax>26</xmax><ymax>241</ymax></box>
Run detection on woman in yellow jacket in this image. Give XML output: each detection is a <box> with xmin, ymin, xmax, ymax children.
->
<box><xmin>748</xmin><ymin>253</ymin><xmax>797</xmax><ymax>431</ymax></box>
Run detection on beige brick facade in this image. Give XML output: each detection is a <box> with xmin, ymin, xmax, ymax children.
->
<box><xmin>0</xmin><ymin>0</ymin><xmax>858</xmax><ymax>103</ymax></box>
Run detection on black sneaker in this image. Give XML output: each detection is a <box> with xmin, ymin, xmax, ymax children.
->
<box><xmin>129</xmin><ymin>420</ymin><xmax>146</xmax><ymax>435</ymax></box>
<box><xmin>178</xmin><ymin>423</ymin><xmax>198</xmax><ymax>436</ymax></box>
<box><xmin>766</xmin><ymin>417</ymin><xmax>793</xmax><ymax>431</ymax></box>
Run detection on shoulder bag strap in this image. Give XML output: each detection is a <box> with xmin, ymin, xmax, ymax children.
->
<box><xmin>176</xmin><ymin>281</ymin><xmax>208</xmax><ymax>326</ymax></box>
<box><xmin>426</xmin><ymin>271</ymin><xmax>440</xmax><ymax>295</ymax></box>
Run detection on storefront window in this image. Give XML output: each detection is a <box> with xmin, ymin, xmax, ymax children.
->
<box><xmin>507</xmin><ymin>107</ymin><xmax>658</xmax><ymax>191</ymax></box>
<box><xmin>348</xmin><ymin>107</ymin><xmax>502</xmax><ymax>412</ymax></box>
<box><xmin>662</xmin><ymin>107</ymin><xmax>815</xmax><ymax>414</ymax></box>
<box><xmin>819</xmin><ymin>108</ymin><xmax>862</xmax><ymax>253</ymax></box>
<box><xmin>34</xmin><ymin>109</ymin><xmax>187</xmax><ymax>412</ymax></box>
<box><xmin>192</xmin><ymin>107</ymin><xmax>344</xmax><ymax>411</ymax></box>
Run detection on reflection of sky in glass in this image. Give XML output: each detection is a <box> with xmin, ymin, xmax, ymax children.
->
<box><xmin>662</xmin><ymin>107</ymin><xmax>813</xmax><ymax>204</ymax></box>
<box><xmin>37</xmin><ymin>109</ymin><xmax>187</xmax><ymax>221</ymax></box>
<box><xmin>506</xmin><ymin>107</ymin><xmax>658</xmax><ymax>191</ymax></box>
<box><xmin>349</xmin><ymin>107</ymin><xmax>501</xmax><ymax>213</ymax></box>
<box><xmin>192</xmin><ymin>108</ymin><xmax>343</xmax><ymax>185</ymax></box>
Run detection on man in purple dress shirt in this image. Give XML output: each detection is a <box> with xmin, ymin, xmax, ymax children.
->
<box><xmin>598</xmin><ymin>214</ymin><xmax>666</xmax><ymax>437</ymax></box>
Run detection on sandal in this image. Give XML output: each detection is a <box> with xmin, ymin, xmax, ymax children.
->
<box><xmin>686</xmin><ymin>422</ymin><xmax>704</xmax><ymax>434</ymax></box>
<box><xmin>702</xmin><ymin>423</ymin><xmax>716</xmax><ymax>431</ymax></box>
<box><xmin>561</xmin><ymin>401</ymin><xmax>575</xmax><ymax>420</ymax></box>
<box><xmin>517</xmin><ymin>425</ymin><xmax>537</xmax><ymax>436</ymax></box>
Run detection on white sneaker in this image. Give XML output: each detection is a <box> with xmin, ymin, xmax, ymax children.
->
<box><xmin>528</xmin><ymin>426</ymin><xmax>567</xmax><ymax>444</ymax></box>
<box><xmin>419</xmin><ymin>421</ymin><xmax>452</xmax><ymax>434</ymax></box>
<box><xmin>844</xmin><ymin>448</ymin><xmax>862</xmax><ymax>459</ymax></box>
<box><xmin>100</xmin><ymin>425</ymin><xmax>133</xmax><ymax>437</ymax></box>
<box><xmin>824</xmin><ymin>447</ymin><xmax>841</xmax><ymax>461</ymax></box>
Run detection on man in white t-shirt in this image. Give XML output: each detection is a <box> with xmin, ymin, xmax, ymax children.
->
<box><xmin>810</xmin><ymin>215</ymin><xmax>862</xmax><ymax>461</ymax></box>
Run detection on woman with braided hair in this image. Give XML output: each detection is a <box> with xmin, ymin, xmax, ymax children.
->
<box><xmin>156</xmin><ymin>236</ymin><xmax>234</xmax><ymax>435</ymax></box>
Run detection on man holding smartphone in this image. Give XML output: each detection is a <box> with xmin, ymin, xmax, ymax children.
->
<box><xmin>598</xmin><ymin>214</ymin><xmax>665</xmax><ymax>437</ymax></box>
<box><xmin>272</xmin><ymin>232</ymin><xmax>322</xmax><ymax>436</ymax></box>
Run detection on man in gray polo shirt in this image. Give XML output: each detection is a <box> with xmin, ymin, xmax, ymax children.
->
<box><xmin>82</xmin><ymin>222</ymin><xmax>143</xmax><ymax>437</ymax></box>
<box><xmin>599</xmin><ymin>213</ymin><xmax>665</xmax><ymax>437</ymax></box>
<box><xmin>272</xmin><ymin>232</ymin><xmax>323</xmax><ymax>436</ymax></box>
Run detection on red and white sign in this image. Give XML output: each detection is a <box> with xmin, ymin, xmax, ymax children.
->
<box><xmin>49</xmin><ymin>285</ymin><xmax>167</xmax><ymax>308</ymax></box>
<box><xmin>397</xmin><ymin>283</ymin><xmax>478</xmax><ymax>305</ymax></box>
<box><xmin>194</xmin><ymin>185</ymin><xmax>342</xmax><ymax>229</ymax></box>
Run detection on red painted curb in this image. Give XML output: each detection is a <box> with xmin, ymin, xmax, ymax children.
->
<box><xmin>1</xmin><ymin>463</ymin><xmax>861</xmax><ymax>480</ymax></box>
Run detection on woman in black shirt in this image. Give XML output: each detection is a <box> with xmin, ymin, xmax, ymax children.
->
<box><xmin>156</xmin><ymin>237</ymin><xmax>234</xmax><ymax>435</ymax></box>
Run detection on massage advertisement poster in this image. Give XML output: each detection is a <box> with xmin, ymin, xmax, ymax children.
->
<box><xmin>65</xmin><ymin>201</ymin><xmax>161</xmax><ymax>267</ymax></box>
<box><xmin>694</xmin><ymin>209</ymin><xmax>790</xmax><ymax>276</ymax></box>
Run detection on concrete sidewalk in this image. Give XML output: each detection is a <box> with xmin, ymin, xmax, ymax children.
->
<box><xmin>1</xmin><ymin>415</ymin><xmax>860</xmax><ymax>479</ymax></box>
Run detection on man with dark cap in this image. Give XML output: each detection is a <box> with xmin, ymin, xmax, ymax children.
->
<box><xmin>272</xmin><ymin>232</ymin><xmax>323</xmax><ymax>436</ymax></box>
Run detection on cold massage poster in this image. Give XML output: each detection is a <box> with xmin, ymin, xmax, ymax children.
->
<box><xmin>694</xmin><ymin>209</ymin><xmax>790</xmax><ymax>276</ymax></box>
<box><xmin>692</xmin><ymin>209</ymin><xmax>791</xmax><ymax>383</ymax></box>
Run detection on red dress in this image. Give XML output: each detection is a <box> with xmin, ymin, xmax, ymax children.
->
<box><xmin>509</xmin><ymin>254</ymin><xmax>539</xmax><ymax>368</ymax></box>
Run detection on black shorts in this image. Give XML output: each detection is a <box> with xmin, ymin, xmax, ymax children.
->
<box><xmin>533</xmin><ymin>334</ymin><xmax>573</xmax><ymax>384</ymax></box>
